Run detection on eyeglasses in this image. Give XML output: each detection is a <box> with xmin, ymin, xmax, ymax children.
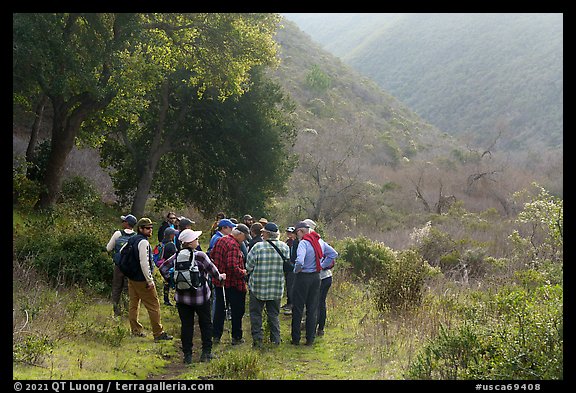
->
<box><xmin>143</xmin><ymin>226</ymin><xmax>153</xmax><ymax>230</ymax></box>
<box><xmin>168</xmin><ymin>216</ymin><xmax>177</xmax><ymax>220</ymax></box>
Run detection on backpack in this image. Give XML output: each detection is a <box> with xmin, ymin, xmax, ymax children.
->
<box><xmin>117</xmin><ymin>235</ymin><xmax>144</xmax><ymax>280</ymax></box>
<box><xmin>158</xmin><ymin>253</ymin><xmax>176</xmax><ymax>282</ymax></box>
<box><xmin>152</xmin><ymin>243</ymin><xmax>165</xmax><ymax>267</ymax></box>
<box><xmin>173</xmin><ymin>250</ymin><xmax>205</xmax><ymax>291</ymax></box>
<box><xmin>113</xmin><ymin>230</ymin><xmax>136</xmax><ymax>264</ymax></box>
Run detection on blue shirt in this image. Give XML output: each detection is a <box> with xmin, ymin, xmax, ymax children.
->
<box><xmin>207</xmin><ymin>231</ymin><xmax>224</xmax><ymax>255</ymax></box>
<box><xmin>294</xmin><ymin>238</ymin><xmax>338</xmax><ymax>273</ymax></box>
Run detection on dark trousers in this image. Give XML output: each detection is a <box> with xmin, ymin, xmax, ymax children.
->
<box><xmin>176</xmin><ymin>301</ymin><xmax>213</xmax><ymax>355</ymax></box>
<box><xmin>291</xmin><ymin>272</ymin><xmax>321</xmax><ymax>343</ymax></box>
<box><xmin>213</xmin><ymin>286</ymin><xmax>246</xmax><ymax>340</ymax></box>
<box><xmin>317</xmin><ymin>276</ymin><xmax>332</xmax><ymax>331</ymax></box>
<box><xmin>284</xmin><ymin>270</ymin><xmax>295</xmax><ymax>305</ymax></box>
<box><xmin>112</xmin><ymin>265</ymin><xmax>127</xmax><ymax>307</ymax></box>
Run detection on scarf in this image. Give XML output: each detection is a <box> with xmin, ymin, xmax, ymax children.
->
<box><xmin>302</xmin><ymin>232</ymin><xmax>323</xmax><ymax>272</ymax></box>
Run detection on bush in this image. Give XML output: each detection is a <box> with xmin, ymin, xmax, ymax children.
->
<box><xmin>15</xmin><ymin>226</ymin><xmax>112</xmax><ymax>294</ymax></box>
<box><xmin>407</xmin><ymin>284</ymin><xmax>563</xmax><ymax>380</ymax></box>
<box><xmin>338</xmin><ymin>236</ymin><xmax>434</xmax><ymax>312</ymax></box>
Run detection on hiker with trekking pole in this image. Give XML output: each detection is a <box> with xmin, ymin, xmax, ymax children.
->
<box><xmin>209</xmin><ymin>223</ymin><xmax>251</xmax><ymax>345</ymax></box>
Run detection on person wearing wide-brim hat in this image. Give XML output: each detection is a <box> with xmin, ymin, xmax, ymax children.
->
<box><xmin>174</xmin><ymin>229</ymin><xmax>226</xmax><ymax>364</ymax></box>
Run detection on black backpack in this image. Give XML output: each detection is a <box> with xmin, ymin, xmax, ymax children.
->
<box><xmin>117</xmin><ymin>235</ymin><xmax>144</xmax><ymax>280</ymax></box>
<box><xmin>113</xmin><ymin>230</ymin><xmax>136</xmax><ymax>264</ymax></box>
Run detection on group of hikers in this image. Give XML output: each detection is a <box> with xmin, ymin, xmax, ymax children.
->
<box><xmin>106</xmin><ymin>211</ymin><xmax>338</xmax><ymax>364</ymax></box>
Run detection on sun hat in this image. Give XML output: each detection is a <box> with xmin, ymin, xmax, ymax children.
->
<box><xmin>178</xmin><ymin>228</ymin><xmax>202</xmax><ymax>243</ymax></box>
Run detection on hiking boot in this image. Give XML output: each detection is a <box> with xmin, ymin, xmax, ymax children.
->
<box><xmin>305</xmin><ymin>339</ymin><xmax>314</xmax><ymax>346</ymax></box>
<box><xmin>283</xmin><ymin>308</ymin><xmax>292</xmax><ymax>315</ymax></box>
<box><xmin>183</xmin><ymin>353</ymin><xmax>192</xmax><ymax>364</ymax></box>
<box><xmin>252</xmin><ymin>340</ymin><xmax>263</xmax><ymax>349</ymax></box>
<box><xmin>316</xmin><ymin>329</ymin><xmax>324</xmax><ymax>337</ymax></box>
<box><xmin>113</xmin><ymin>303</ymin><xmax>122</xmax><ymax>317</ymax></box>
<box><xmin>154</xmin><ymin>332</ymin><xmax>173</xmax><ymax>341</ymax></box>
<box><xmin>290</xmin><ymin>339</ymin><xmax>300</xmax><ymax>346</ymax></box>
<box><xmin>200</xmin><ymin>352</ymin><xmax>214</xmax><ymax>362</ymax></box>
<box><xmin>231</xmin><ymin>337</ymin><xmax>245</xmax><ymax>346</ymax></box>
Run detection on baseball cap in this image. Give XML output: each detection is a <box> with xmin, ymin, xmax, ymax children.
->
<box><xmin>121</xmin><ymin>214</ymin><xmax>137</xmax><ymax>227</ymax></box>
<box><xmin>262</xmin><ymin>222</ymin><xmax>279</xmax><ymax>233</ymax></box>
<box><xmin>218</xmin><ymin>219</ymin><xmax>237</xmax><ymax>228</ymax></box>
<box><xmin>235</xmin><ymin>223</ymin><xmax>250</xmax><ymax>236</ymax></box>
<box><xmin>294</xmin><ymin>221</ymin><xmax>310</xmax><ymax>231</ymax></box>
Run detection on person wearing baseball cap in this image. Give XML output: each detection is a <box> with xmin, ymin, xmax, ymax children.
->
<box><xmin>128</xmin><ymin>217</ymin><xmax>173</xmax><ymax>341</ymax></box>
<box><xmin>210</xmin><ymin>223</ymin><xmax>250</xmax><ymax>345</ymax></box>
<box><xmin>207</xmin><ymin>218</ymin><xmax>237</xmax><ymax>256</ymax></box>
<box><xmin>290</xmin><ymin>220</ymin><xmax>338</xmax><ymax>346</ymax></box>
<box><xmin>106</xmin><ymin>214</ymin><xmax>137</xmax><ymax>316</ymax></box>
<box><xmin>246</xmin><ymin>222</ymin><xmax>290</xmax><ymax>347</ymax></box>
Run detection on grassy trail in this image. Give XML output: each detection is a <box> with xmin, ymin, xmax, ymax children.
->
<box><xmin>13</xmin><ymin>278</ymin><xmax>396</xmax><ymax>380</ymax></box>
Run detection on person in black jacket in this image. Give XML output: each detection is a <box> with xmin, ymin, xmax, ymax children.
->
<box><xmin>127</xmin><ymin>217</ymin><xmax>173</xmax><ymax>341</ymax></box>
<box><xmin>157</xmin><ymin>212</ymin><xmax>178</xmax><ymax>243</ymax></box>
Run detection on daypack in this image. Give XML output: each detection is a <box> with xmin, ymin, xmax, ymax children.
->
<box><xmin>173</xmin><ymin>250</ymin><xmax>205</xmax><ymax>291</ymax></box>
<box><xmin>113</xmin><ymin>230</ymin><xmax>136</xmax><ymax>264</ymax></box>
<box><xmin>158</xmin><ymin>253</ymin><xmax>176</xmax><ymax>282</ymax></box>
<box><xmin>117</xmin><ymin>235</ymin><xmax>145</xmax><ymax>280</ymax></box>
<box><xmin>152</xmin><ymin>243</ymin><xmax>165</xmax><ymax>267</ymax></box>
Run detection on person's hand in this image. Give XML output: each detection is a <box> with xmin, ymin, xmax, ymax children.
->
<box><xmin>219</xmin><ymin>273</ymin><xmax>226</xmax><ymax>281</ymax></box>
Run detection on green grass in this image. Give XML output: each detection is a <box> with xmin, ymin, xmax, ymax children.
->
<box><xmin>13</xmin><ymin>270</ymin><xmax>405</xmax><ymax>380</ymax></box>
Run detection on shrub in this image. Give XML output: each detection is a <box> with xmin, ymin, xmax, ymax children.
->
<box><xmin>15</xmin><ymin>226</ymin><xmax>112</xmax><ymax>294</ymax></box>
<box><xmin>407</xmin><ymin>284</ymin><xmax>563</xmax><ymax>380</ymax></box>
<box><xmin>338</xmin><ymin>236</ymin><xmax>433</xmax><ymax>312</ymax></box>
<box><xmin>13</xmin><ymin>334</ymin><xmax>54</xmax><ymax>365</ymax></box>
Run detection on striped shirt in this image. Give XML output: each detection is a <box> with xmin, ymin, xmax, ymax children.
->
<box><xmin>174</xmin><ymin>249</ymin><xmax>221</xmax><ymax>306</ymax></box>
<box><xmin>246</xmin><ymin>239</ymin><xmax>290</xmax><ymax>301</ymax></box>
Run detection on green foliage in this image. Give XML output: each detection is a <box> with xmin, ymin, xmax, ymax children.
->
<box><xmin>59</xmin><ymin>176</ymin><xmax>104</xmax><ymax>216</ymax></box>
<box><xmin>305</xmin><ymin>64</ymin><xmax>332</xmax><ymax>93</ymax></box>
<box><xmin>406</xmin><ymin>323</ymin><xmax>482</xmax><ymax>379</ymax></box>
<box><xmin>510</xmin><ymin>183</ymin><xmax>563</xmax><ymax>270</ymax></box>
<box><xmin>407</xmin><ymin>284</ymin><xmax>563</xmax><ymax>380</ymax></box>
<box><xmin>13</xmin><ymin>157</ymin><xmax>45</xmax><ymax>210</ymax></box>
<box><xmin>13</xmin><ymin>334</ymin><xmax>54</xmax><ymax>365</ymax></box>
<box><xmin>338</xmin><ymin>236</ymin><xmax>434</xmax><ymax>312</ymax></box>
<box><xmin>16</xmin><ymin>229</ymin><xmax>112</xmax><ymax>294</ymax></box>
<box><xmin>208</xmin><ymin>351</ymin><xmax>262</xmax><ymax>379</ymax></box>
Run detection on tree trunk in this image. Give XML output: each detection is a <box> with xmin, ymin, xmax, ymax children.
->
<box><xmin>25</xmin><ymin>94</ymin><xmax>48</xmax><ymax>175</ymax></box>
<box><xmin>130</xmin><ymin>149</ymin><xmax>165</xmax><ymax>218</ymax></box>
<box><xmin>35</xmin><ymin>94</ymin><xmax>111</xmax><ymax>210</ymax></box>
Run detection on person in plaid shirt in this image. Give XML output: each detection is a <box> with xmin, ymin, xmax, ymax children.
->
<box><xmin>210</xmin><ymin>224</ymin><xmax>250</xmax><ymax>345</ymax></box>
<box><xmin>246</xmin><ymin>222</ymin><xmax>290</xmax><ymax>347</ymax></box>
<box><xmin>174</xmin><ymin>229</ymin><xmax>226</xmax><ymax>364</ymax></box>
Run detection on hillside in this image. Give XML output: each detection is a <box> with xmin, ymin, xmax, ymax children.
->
<box><xmin>283</xmin><ymin>13</ymin><xmax>563</xmax><ymax>152</ymax></box>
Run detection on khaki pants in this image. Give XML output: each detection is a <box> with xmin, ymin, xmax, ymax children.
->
<box><xmin>128</xmin><ymin>280</ymin><xmax>164</xmax><ymax>338</ymax></box>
